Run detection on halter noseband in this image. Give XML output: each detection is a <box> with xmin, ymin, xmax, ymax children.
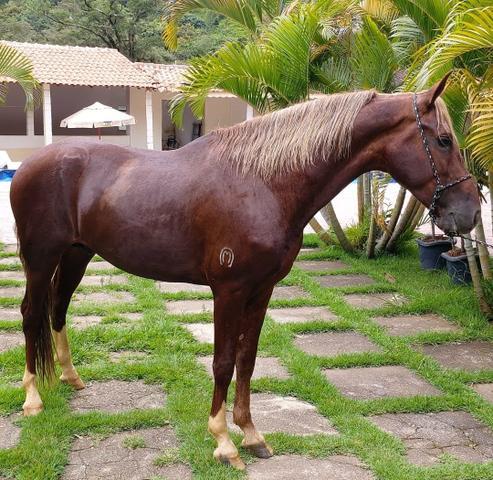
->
<box><xmin>412</xmin><ymin>93</ymin><xmax>471</xmax><ymax>221</ymax></box>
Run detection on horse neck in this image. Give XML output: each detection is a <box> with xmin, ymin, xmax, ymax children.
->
<box><xmin>270</xmin><ymin>124</ymin><xmax>383</xmax><ymax>232</ymax></box>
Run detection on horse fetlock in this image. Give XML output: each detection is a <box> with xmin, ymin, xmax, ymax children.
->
<box><xmin>22</xmin><ymin>399</ymin><xmax>43</xmax><ymax>416</ymax></box>
<box><xmin>213</xmin><ymin>445</ymin><xmax>245</xmax><ymax>470</ymax></box>
<box><xmin>60</xmin><ymin>370</ymin><xmax>85</xmax><ymax>390</ymax></box>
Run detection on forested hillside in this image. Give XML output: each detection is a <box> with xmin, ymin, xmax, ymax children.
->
<box><xmin>0</xmin><ymin>0</ymin><xmax>241</xmax><ymax>63</ymax></box>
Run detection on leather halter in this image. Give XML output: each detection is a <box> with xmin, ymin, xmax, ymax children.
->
<box><xmin>412</xmin><ymin>93</ymin><xmax>471</xmax><ymax>221</ymax></box>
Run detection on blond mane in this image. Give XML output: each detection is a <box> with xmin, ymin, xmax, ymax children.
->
<box><xmin>209</xmin><ymin>90</ymin><xmax>376</xmax><ymax>180</ymax></box>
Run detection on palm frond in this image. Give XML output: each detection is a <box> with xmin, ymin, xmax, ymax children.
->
<box><xmin>0</xmin><ymin>43</ymin><xmax>38</xmax><ymax>107</ymax></box>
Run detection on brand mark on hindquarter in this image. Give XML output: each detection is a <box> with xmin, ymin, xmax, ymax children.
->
<box><xmin>219</xmin><ymin>247</ymin><xmax>234</xmax><ymax>268</ymax></box>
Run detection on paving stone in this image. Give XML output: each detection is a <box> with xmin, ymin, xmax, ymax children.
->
<box><xmin>80</xmin><ymin>275</ymin><xmax>128</xmax><ymax>287</ymax></box>
<box><xmin>183</xmin><ymin>323</ymin><xmax>214</xmax><ymax>343</ymax></box>
<box><xmin>344</xmin><ymin>292</ymin><xmax>407</xmax><ymax>309</ymax></box>
<box><xmin>86</xmin><ymin>261</ymin><xmax>118</xmax><ymax>271</ymax></box>
<box><xmin>156</xmin><ymin>281</ymin><xmax>212</xmax><ymax>294</ymax></box>
<box><xmin>298</xmin><ymin>247</ymin><xmax>322</xmax><ymax>255</ymax></box>
<box><xmin>374</xmin><ymin>314</ymin><xmax>460</xmax><ymax>336</ymax></box>
<box><xmin>70</xmin><ymin>315</ymin><xmax>103</xmax><ymax>330</ymax></box>
<box><xmin>0</xmin><ymin>271</ymin><xmax>24</xmax><ymax>281</ymax></box>
<box><xmin>268</xmin><ymin>306</ymin><xmax>338</xmax><ymax>324</ymax></box>
<box><xmin>166</xmin><ymin>300</ymin><xmax>213</xmax><ymax>315</ymax></box>
<box><xmin>420</xmin><ymin>341</ymin><xmax>493</xmax><ymax>371</ymax></box>
<box><xmin>198</xmin><ymin>356</ymin><xmax>290</xmax><ymax>380</ymax></box>
<box><xmin>315</xmin><ymin>274</ymin><xmax>376</xmax><ymax>288</ymax></box>
<box><xmin>294</xmin><ymin>332</ymin><xmax>382</xmax><ymax>357</ymax></box>
<box><xmin>369</xmin><ymin>411</ymin><xmax>493</xmax><ymax>466</ymax></box>
<box><xmin>227</xmin><ymin>393</ymin><xmax>337</xmax><ymax>436</ymax></box>
<box><xmin>62</xmin><ymin>426</ymin><xmax>192</xmax><ymax>480</ymax></box>
<box><xmin>0</xmin><ymin>307</ymin><xmax>21</xmax><ymax>322</ymax></box>
<box><xmin>2</xmin><ymin>245</ymin><xmax>17</xmax><ymax>254</ymax></box>
<box><xmin>248</xmin><ymin>454</ymin><xmax>375</xmax><ymax>480</ymax></box>
<box><xmin>0</xmin><ymin>333</ymin><xmax>23</xmax><ymax>353</ymax></box>
<box><xmin>70</xmin><ymin>380</ymin><xmax>166</xmax><ymax>413</ymax></box>
<box><xmin>0</xmin><ymin>414</ymin><xmax>21</xmax><ymax>449</ymax></box>
<box><xmin>472</xmin><ymin>383</ymin><xmax>493</xmax><ymax>403</ymax></box>
<box><xmin>271</xmin><ymin>286</ymin><xmax>309</xmax><ymax>301</ymax></box>
<box><xmin>323</xmin><ymin>365</ymin><xmax>441</xmax><ymax>400</ymax></box>
<box><xmin>109</xmin><ymin>351</ymin><xmax>148</xmax><ymax>363</ymax></box>
<box><xmin>72</xmin><ymin>291</ymin><xmax>135</xmax><ymax>305</ymax></box>
<box><xmin>295</xmin><ymin>260</ymin><xmax>349</xmax><ymax>272</ymax></box>
<box><xmin>122</xmin><ymin>312</ymin><xmax>144</xmax><ymax>322</ymax></box>
<box><xmin>0</xmin><ymin>286</ymin><xmax>24</xmax><ymax>298</ymax></box>
<box><xmin>0</xmin><ymin>257</ymin><xmax>20</xmax><ymax>266</ymax></box>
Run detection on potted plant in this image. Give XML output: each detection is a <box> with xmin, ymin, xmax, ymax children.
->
<box><xmin>416</xmin><ymin>222</ymin><xmax>453</xmax><ymax>270</ymax></box>
<box><xmin>441</xmin><ymin>238</ymin><xmax>479</xmax><ymax>285</ymax></box>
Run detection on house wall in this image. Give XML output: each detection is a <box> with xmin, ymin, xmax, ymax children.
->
<box><xmin>203</xmin><ymin>96</ymin><xmax>248</xmax><ymax>133</ymax></box>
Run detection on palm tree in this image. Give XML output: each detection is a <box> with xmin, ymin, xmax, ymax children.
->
<box><xmin>0</xmin><ymin>43</ymin><xmax>38</xmax><ymax>106</ymax></box>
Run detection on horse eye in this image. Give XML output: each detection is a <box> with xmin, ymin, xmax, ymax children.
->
<box><xmin>437</xmin><ymin>135</ymin><xmax>452</xmax><ymax>148</ymax></box>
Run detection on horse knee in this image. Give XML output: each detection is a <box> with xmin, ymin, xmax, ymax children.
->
<box><xmin>212</xmin><ymin>358</ymin><xmax>235</xmax><ymax>386</ymax></box>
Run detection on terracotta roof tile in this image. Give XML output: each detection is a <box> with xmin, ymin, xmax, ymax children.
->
<box><xmin>0</xmin><ymin>41</ymin><xmax>156</xmax><ymax>88</ymax></box>
<box><xmin>134</xmin><ymin>62</ymin><xmax>187</xmax><ymax>92</ymax></box>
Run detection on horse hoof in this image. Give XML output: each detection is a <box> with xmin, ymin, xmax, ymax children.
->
<box><xmin>244</xmin><ymin>442</ymin><xmax>274</xmax><ymax>459</ymax></box>
<box><xmin>60</xmin><ymin>375</ymin><xmax>85</xmax><ymax>390</ymax></box>
<box><xmin>215</xmin><ymin>454</ymin><xmax>246</xmax><ymax>470</ymax></box>
<box><xmin>23</xmin><ymin>404</ymin><xmax>43</xmax><ymax>416</ymax></box>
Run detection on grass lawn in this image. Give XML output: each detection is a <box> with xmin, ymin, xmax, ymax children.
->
<box><xmin>1</xmin><ymin>236</ymin><xmax>493</xmax><ymax>479</ymax></box>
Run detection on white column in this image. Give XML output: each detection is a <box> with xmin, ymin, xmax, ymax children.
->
<box><xmin>246</xmin><ymin>104</ymin><xmax>254</xmax><ymax>120</ymax></box>
<box><xmin>26</xmin><ymin>108</ymin><xmax>34</xmax><ymax>137</ymax></box>
<box><xmin>42</xmin><ymin>84</ymin><xmax>52</xmax><ymax>145</ymax></box>
<box><xmin>145</xmin><ymin>89</ymin><xmax>154</xmax><ymax>150</ymax></box>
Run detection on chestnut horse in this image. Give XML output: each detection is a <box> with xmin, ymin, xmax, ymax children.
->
<box><xmin>10</xmin><ymin>76</ymin><xmax>479</xmax><ymax>469</ymax></box>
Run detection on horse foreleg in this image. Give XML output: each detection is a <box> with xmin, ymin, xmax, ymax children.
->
<box><xmin>208</xmin><ymin>288</ymin><xmax>246</xmax><ymax>470</ymax></box>
<box><xmin>233</xmin><ymin>286</ymin><xmax>274</xmax><ymax>458</ymax></box>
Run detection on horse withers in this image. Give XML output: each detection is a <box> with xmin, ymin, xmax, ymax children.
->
<box><xmin>10</xmin><ymin>75</ymin><xmax>479</xmax><ymax>469</ymax></box>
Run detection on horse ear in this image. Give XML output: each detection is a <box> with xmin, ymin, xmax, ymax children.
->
<box><xmin>423</xmin><ymin>72</ymin><xmax>452</xmax><ymax>107</ymax></box>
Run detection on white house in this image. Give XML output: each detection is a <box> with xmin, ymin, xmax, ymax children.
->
<box><xmin>0</xmin><ymin>41</ymin><xmax>251</xmax><ymax>162</ymax></box>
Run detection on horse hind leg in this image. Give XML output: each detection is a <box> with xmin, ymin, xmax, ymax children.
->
<box><xmin>52</xmin><ymin>245</ymin><xmax>94</xmax><ymax>389</ymax></box>
<box><xmin>21</xmin><ymin>253</ymin><xmax>60</xmax><ymax>416</ymax></box>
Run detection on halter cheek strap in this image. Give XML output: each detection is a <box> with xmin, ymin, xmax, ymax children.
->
<box><xmin>412</xmin><ymin>93</ymin><xmax>471</xmax><ymax>221</ymax></box>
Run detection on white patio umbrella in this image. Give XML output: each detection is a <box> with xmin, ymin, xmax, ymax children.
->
<box><xmin>60</xmin><ymin>102</ymin><xmax>135</xmax><ymax>139</ymax></box>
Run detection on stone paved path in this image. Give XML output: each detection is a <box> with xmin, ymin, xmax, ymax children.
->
<box><xmin>298</xmin><ymin>248</ymin><xmax>322</xmax><ymax>255</ymax></box>
<box><xmin>70</xmin><ymin>380</ymin><xmax>166</xmax><ymax>413</ymax></box>
<box><xmin>80</xmin><ymin>275</ymin><xmax>128</xmax><ymax>287</ymax></box>
<box><xmin>198</xmin><ymin>356</ymin><xmax>290</xmax><ymax>380</ymax></box>
<box><xmin>70</xmin><ymin>315</ymin><xmax>103</xmax><ymax>329</ymax></box>
<box><xmin>374</xmin><ymin>314</ymin><xmax>460</xmax><ymax>336</ymax></box>
<box><xmin>73</xmin><ymin>291</ymin><xmax>135</xmax><ymax>306</ymax></box>
<box><xmin>370</xmin><ymin>411</ymin><xmax>493</xmax><ymax>466</ymax></box>
<box><xmin>183</xmin><ymin>323</ymin><xmax>214</xmax><ymax>343</ymax></box>
<box><xmin>0</xmin><ymin>415</ymin><xmax>20</xmax><ymax>449</ymax></box>
<box><xmin>0</xmin><ymin>307</ymin><xmax>21</xmax><ymax>322</ymax></box>
<box><xmin>315</xmin><ymin>274</ymin><xmax>375</xmax><ymax>288</ymax></box>
<box><xmin>472</xmin><ymin>384</ymin><xmax>493</xmax><ymax>403</ymax></box>
<box><xmin>323</xmin><ymin>365</ymin><xmax>441</xmax><ymax>400</ymax></box>
<box><xmin>268</xmin><ymin>306</ymin><xmax>338</xmax><ymax>324</ymax></box>
<box><xmin>0</xmin><ymin>332</ymin><xmax>23</xmax><ymax>353</ymax></box>
<box><xmin>86</xmin><ymin>261</ymin><xmax>118</xmax><ymax>271</ymax></box>
<box><xmin>295</xmin><ymin>332</ymin><xmax>382</xmax><ymax>357</ymax></box>
<box><xmin>227</xmin><ymin>393</ymin><xmax>338</xmax><ymax>436</ymax></box>
<box><xmin>344</xmin><ymin>292</ymin><xmax>407</xmax><ymax>309</ymax></box>
<box><xmin>2</xmin><ymin>245</ymin><xmax>17</xmax><ymax>254</ymax></box>
<box><xmin>420</xmin><ymin>341</ymin><xmax>493</xmax><ymax>371</ymax></box>
<box><xmin>0</xmin><ymin>270</ymin><xmax>24</xmax><ymax>280</ymax></box>
<box><xmin>0</xmin><ymin>257</ymin><xmax>20</xmax><ymax>266</ymax></box>
<box><xmin>247</xmin><ymin>454</ymin><xmax>375</xmax><ymax>480</ymax></box>
<box><xmin>271</xmin><ymin>286</ymin><xmax>309</xmax><ymax>301</ymax></box>
<box><xmin>62</xmin><ymin>427</ymin><xmax>192</xmax><ymax>480</ymax></box>
<box><xmin>167</xmin><ymin>300</ymin><xmax>213</xmax><ymax>315</ymax></box>
<box><xmin>295</xmin><ymin>260</ymin><xmax>349</xmax><ymax>272</ymax></box>
<box><xmin>0</xmin><ymin>286</ymin><xmax>24</xmax><ymax>298</ymax></box>
<box><xmin>156</xmin><ymin>281</ymin><xmax>212</xmax><ymax>294</ymax></box>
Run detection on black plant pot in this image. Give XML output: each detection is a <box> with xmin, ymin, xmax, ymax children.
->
<box><xmin>416</xmin><ymin>237</ymin><xmax>453</xmax><ymax>270</ymax></box>
<box><xmin>441</xmin><ymin>251</ymin><xmax>478</xmax><ymax>285</ymax></box>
